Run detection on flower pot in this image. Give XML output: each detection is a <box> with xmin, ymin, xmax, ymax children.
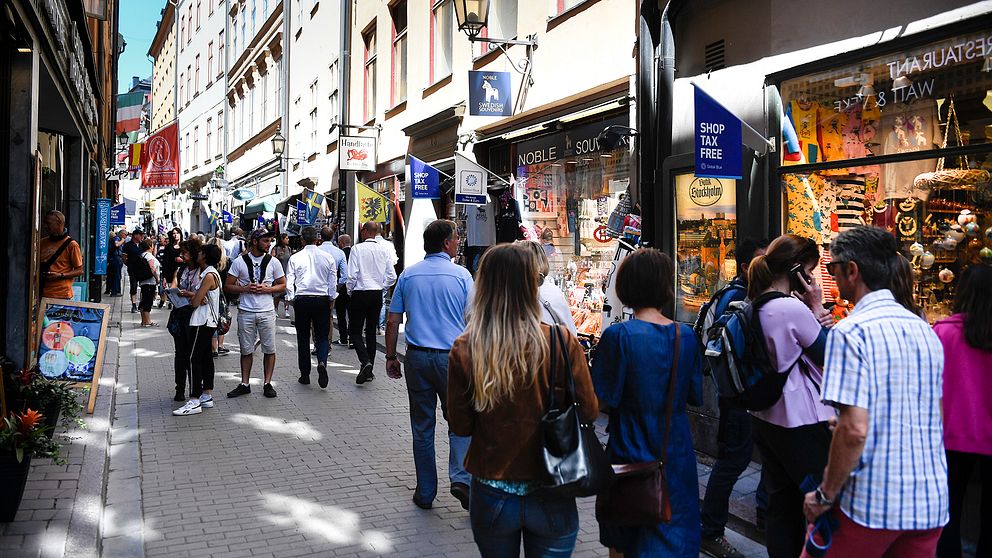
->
<box><xmin>0</xmin><ymin>452</ymin><xmax>32</xmax><ymax>522</ymax></box>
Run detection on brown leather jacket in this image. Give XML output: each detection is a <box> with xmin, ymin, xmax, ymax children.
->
<box><xmin>447</xmin><ymin>324</ymin><xmax>598</xmax><ymax>481</ymax></box>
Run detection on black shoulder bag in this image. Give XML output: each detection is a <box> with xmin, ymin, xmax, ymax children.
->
<box><xmin>540</xmin><ymin>324</ymin><xmax>614</xmax><ymax>497</ymax></box>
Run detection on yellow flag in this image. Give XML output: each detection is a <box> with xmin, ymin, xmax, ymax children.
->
<box><xmin>356</xmin><ymin>181</ymin><xmax>387</xmax><ymax>223</ymax></box>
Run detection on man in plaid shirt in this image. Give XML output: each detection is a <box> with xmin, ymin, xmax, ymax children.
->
<box><xmin>803</xmin><ymin>226</ymin><xmax>947</xmax><ymax>557</ymax></box>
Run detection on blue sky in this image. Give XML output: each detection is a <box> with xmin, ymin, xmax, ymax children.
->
<box><xmin>117</xmin><ymin>0</ymin><xmax>164</xmax><ymax>92</ymax></box>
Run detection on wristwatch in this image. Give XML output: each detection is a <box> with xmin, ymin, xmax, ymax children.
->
<box><xmin>815</xmin><ymin>486</ymin><xmax>834</xmax><ymax>506</ymax></box>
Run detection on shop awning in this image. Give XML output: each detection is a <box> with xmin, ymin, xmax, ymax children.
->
<box><xmin>244</xmin><ymin>194</ymin><xmax>279</xmax><ymax>215</ymax></box>
<box><xmin>275</xmin><ymin>193</ymin><xmax>303</xmax><ymax>215</ymax></box>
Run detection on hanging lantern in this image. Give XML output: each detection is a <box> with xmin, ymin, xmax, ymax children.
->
<box><xmin>979</xmin><ymin>246</ymin><xmax>992</xmax><ymax>263</ymax></box>
<box><xmin>938</xmin><ymin>268</ymin><xmax>955</xmax><ymax>283</ymax></box>
<box><xmin>909</xmin><ymin>242</ymin><xmax>925</xmax><ymax>257</ymax></box>
<box><xmin>964</xmin><ymin>221</ymin><xmax>981</xmax><ymax>237</ymax></box>
<box><xmin>921</xmin><ymin>251</ymin><xmax>936</xmax><ymax>269</ymax></box>
<box><xmin>947</xmin><ymin>224</ymin><xmax>966</xmax><ymax>243</ymax></box>
<box><xmin>957</xmin><ymin>209</ymin><xmax>977</xmax><ymax>226</ymax></box>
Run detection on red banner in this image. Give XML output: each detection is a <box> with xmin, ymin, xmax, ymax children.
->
<box><xmin>140</xmin><ymin>122</ymin><xmax>180</xmax><ymax>189</ymax></box>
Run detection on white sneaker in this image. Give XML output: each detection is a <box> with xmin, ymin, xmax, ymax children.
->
<box><xmin>198</xmin><ymin>395</ymin><xmax>214</xmax><ymax>408</ymax></box>
<box><xmin>172</xmin><ymin>399</ymin><xmax>202</xmax><ymax>416</ymax></box>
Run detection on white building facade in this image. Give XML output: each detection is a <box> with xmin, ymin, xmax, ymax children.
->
<box><xmin>225</xmin><ymin>0</ymin><xmax>285</xmax><ymax>225</ymax></box>
<box><xmin>174</xmin><ymin>0</ymin><xmax>229</xmax><ymax>233</ymax></box>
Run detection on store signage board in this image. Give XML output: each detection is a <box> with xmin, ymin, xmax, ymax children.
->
<box><xmin>140</xmin><ymin>122</ymin><xmax>180</xmax><ymax>189</ymax></box>
<box><xmin>95</xmin><ymin>199</ymin><xmax>110</xmax><ymax>275</ymax></box>
<box><xmin>694</xmin><ymin>85</ymin><xmax>743</xmax><ymax>180</ymax></box>
<box><xmin>468</xmin><ymin>71</ymin><xmax>513</xmax><ymax>116</ymax></box>
<box><xmin>222</xmin><ymin>210</ymin><xmax>233</xmax><ymax>224</ymax></box>
<box><xmin>340</xmin><ymin>136</ymin><xmax>377</xmax><ymax>172</ymax></box>
<box><xmin>409</xmin><ymin>156</ymin><xmax>440</xmax><ymax>199</ymax></box>
<box><xmin>37</xmin><ymin>298</ymin><xmax>111</xmax><ymax>414</ymax></box>
<box><xmin>109</xmin><ymin>203</ymin><xmax>126</xmax><ymax>225</ymax></box>
<box><xmin>454</xmin><ymin>153</ymin><xmax>489</xmax><ymax>205</ymax></box>
<box><xmin>296</xmin><ymin>200</ymin><xmax>310</xmax><ymax>224</ymax></box>
<box><xmin>515</xmin><ymin>115</ymin><xmax>628</xmax><ymax>167</ymax></box>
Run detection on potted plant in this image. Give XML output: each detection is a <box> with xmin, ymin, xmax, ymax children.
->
<box><xmin>9</xmin><ymin>366</ymin><xmax>85</xmax><ymax>437</ymax></box>
<box><xmin>0</xmin><ymin>408</ymin><xmax>61</xmax><ymax>522</ymax></box>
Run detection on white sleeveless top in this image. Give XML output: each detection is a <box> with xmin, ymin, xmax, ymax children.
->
<box><xmin>190</xmin><ymin>266</ymin><xmax>221</xmax><ymax>328</ymax></box>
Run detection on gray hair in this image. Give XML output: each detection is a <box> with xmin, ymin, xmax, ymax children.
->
<box><xmin>301</xmin><ymin>226</ymin><xmax>319</xmax><ymax>244</ymax></box>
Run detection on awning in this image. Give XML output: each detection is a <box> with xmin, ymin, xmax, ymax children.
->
<box><xmin>275</xmin><ymin>193</ymin><xmax>303</xmax><ymax>215</ymax></box>
<box><xmin>244</xmin><ymin>194</ymin><xmax>280</xmax><ymax>215</ymax></box>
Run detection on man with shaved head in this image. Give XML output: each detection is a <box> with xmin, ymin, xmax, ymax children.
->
<box><xmin>346</xmin><ymin>222</ymin><xmax>396</xmax><ymax>384</ymax></box>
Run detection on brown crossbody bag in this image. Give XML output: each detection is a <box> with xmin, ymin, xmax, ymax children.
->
<box><xmin>595</xmin><ymin>324</ymin><xmax>680</xmax><ymax>526</ymax></box>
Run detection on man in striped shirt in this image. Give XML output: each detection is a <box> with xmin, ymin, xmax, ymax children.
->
<box><xmin>803</xmin><ymin>226</ymin><xmax>947</xmax><ymax>557</ymax></box>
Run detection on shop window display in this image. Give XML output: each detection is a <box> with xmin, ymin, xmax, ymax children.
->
<box><xmin>779</xmin><ymin>30</ymin><xmax>992</xmax><ymax>322</ymax></box>
<box><xmin>512</xmin><ymin>147</ymin><xmax>633</xmax><ymax>336</ymax></box>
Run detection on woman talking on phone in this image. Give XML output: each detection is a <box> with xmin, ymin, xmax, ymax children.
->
<box><xmin>746</xmin><ymin>234</ymin><xmax>835</xmax><ymax>558</ymax></box>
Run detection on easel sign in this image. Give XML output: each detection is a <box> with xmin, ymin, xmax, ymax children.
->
<box><xmin>36</xmin><ymin>298</ymin><xmax>111</xmax><ymax>414</ymax></box>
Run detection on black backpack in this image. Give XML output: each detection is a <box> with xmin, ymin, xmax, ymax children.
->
<box><xmin>131</xmin><ymin>253</ymin><xmax>154</xmax><ymax>282</ymax></box>
<box><xmin>242</xmin><ymin>253</ymin><xmax>272</xmax><ymax>283</ymax></box>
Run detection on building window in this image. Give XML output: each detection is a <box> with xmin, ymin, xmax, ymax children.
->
<box><xmin>184</xmin><ymin>132</ymin><xmax>190</xmax><ymax>171</ymax></box>
<box><xmin>249</xmin><ymin>86</ymin><xmax>256</xmax><ymax>137</ymax></box>
<box><xmin>179</xmin><ymin>72</ymin><xmax>184</xmax><ymax>105</ymax></box>
<box><xmin>187</xmin><ymin>5</ymin><xmax>193</xmax><ymax>44</ymax></box>
<box><xmin>431</xmin><ymin>0</ymin><xmax>452</xmax><ymax>82</ymax></box>
<box><xmin>195</xmin><ymin>54</ymin><xmax>200</xmax><ymax>93</ymax></box>
<box><xmin>180</xmin><ymin>13</ymin><xmax>186</xmax><ymax>46</ymax></box>
<box><xmin>241</xmin><ymin>16</ymin><xmax>246</xmax><ymax>53</ymax></box>
<box><xmin>328</xmin><ymin>59</ymin><xmax>340</xmax><ymax>136</ymax></box>
<box><xmin>478</xmin><ymin>0</ymin><xmax>516</xmax><ymax>57</ymax></box>
<box><xmin>208</xmin><ymin>0</ymin><xmax>214</xmax><ymax>16</ymax></box>
<box><xmin>261</xmin><ymin>72</ymin><xmax>269</xmax><ymax>125</ymax></box>
<box><xmin>363</xmin><ymin>25</ymin><xmax>377</xmax><ymax>121</ymax></box>
<box><xmin>309</xmin><ymin>79</ymin><xmax>318</xmax><ymax>154</ymax></box>
<box><xmin>186</xmin><ymin>66</ymin><xmax>191</xmax><ymax>105</ymax></box>
<box><xmin>239</xmin><ymin>101</ymin><xmax>246</xmax><ymax>144</ymax></box>
<box><xmin>193</xmin><ymin>126</ymin><xmax>199</xmax><ymax>165</ymax></box>
<box><xmin>217</xmin><ymin>111</ymin><xmax>224</xmax><ymax>155</ymax></box>
<box><xmin>274</xmin><ymin>59</ymin><xmax>282</xmax><ymax>115</ymax></box>
<box><xmin>554</xmin><ymin>0</ymin><xmax>583</xmax><ymax>15</ymax></box>
<box><xmin>218</xmin><ymin>31</ymin><xmax>224</xmax><ymax>76</ymax></box>
<box><xmin>390</xmin><ymin>2</ymin><xmax>407</xmax><ymax>106</ymax></box>
<box><xmin>206</xmin><ymin>119</ymin><xmax>212</xmax><ymax>162</ymax></box>
<box><xmin>232</xmin><ymin>13</ymin><xmax>239</xmax><ymax>53</ymax></box>
<box><xmin>251</xmin><ymin>2</ymin><xmax>257</xmax><ymax>36</ymax></box>
<box><xmin>196</xmin><ymin>0</ymin><xmax>201</xmax><ymax>29</ymax></box>
<box><xmin>207</xmin><ymin>42</ymin><xmax>214</xmax><ymax>83</ymax></box>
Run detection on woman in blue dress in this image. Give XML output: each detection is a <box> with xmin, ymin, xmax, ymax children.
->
<box><xmin>592</xmin><ymin>248</ymin><xmax>703</xmax><ymax>557</ymax></box>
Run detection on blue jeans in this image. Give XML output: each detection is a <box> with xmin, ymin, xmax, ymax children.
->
<box><xmin>405</xmin><ymin>348</ymin><xmax>471</xmax><ymax>503</ymax></box>
<box><xmin>701</xmin><ymin>402</ymin><xmax>754</xmax><ymax>538</ymax></box>
<box><xmin>470</xmin><ymin>480</ymin><xmax>579</xmax><ymax>557</ymax></box>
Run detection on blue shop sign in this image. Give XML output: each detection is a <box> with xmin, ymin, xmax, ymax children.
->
<box><xmin>409</xmin><ymin>156</ymin><xmax>440</xmax><ymax>199</ymax></box>
<box><xmin>469</xmin><ymin>71</ymin><xmax>512</xmax><ymax>116</ymax></box>
<box><xmin>694</xmin><ymin>84</ymin><xmax>743</xmax><ymax>180</ymax></box>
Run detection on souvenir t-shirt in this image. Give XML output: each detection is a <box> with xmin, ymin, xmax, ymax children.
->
<box><xmin>228</xmin><ymin>252</ymin><xmax>286</xmax><ymax>312</ymax></box>
<box><xmin>790</xmin><ymin>100</ymin><xmax>821</xmax><ymax>163</ymax></box>
<box><xmin>783</xmin><ymin>174</ymin><xmax>826</xmax><ymax>243</ymax></box>
<box><xmin>466</xmin><ymin>202</ymin><xmax>497</xmax><ymax>247</ymax></box>
<box><xmin>833</xmin><ymin>177</ymin><xmax>867</xmax><ymax>233</ymax></box>
<box><xmin>495</xmin><ymin>199</ymin><xmax>522</xmax><ymax>244</ymax></box>
<box><xmin>817</xmin><ymin>106</ymin><xmax>847</xmax><ymax>164</ymax></box>
<box><xmin>879</xmin><ymin>100</ymin><xmax>942</xmax><ymax>200</ymax></box>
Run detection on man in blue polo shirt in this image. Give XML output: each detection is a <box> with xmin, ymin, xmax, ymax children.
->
<box><xmin>384</xmin><ymin>219</ymin><xmax>473</xmax><ymax>511</ymax></box>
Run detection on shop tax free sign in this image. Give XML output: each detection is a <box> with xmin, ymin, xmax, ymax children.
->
<box><xmin>693</xmin><ymin>84</ymin><xmax>743</xmax><ymax>180</ymax></box>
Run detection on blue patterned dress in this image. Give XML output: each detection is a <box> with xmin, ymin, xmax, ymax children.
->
<box><xmin>592</xmin><ymin>320</ymin><xmax>703</xmax><ymax>557</ymax></box>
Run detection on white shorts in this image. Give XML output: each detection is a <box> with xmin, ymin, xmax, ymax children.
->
<box><xmin>237</xmin><ymin>310</ymin><xmax>277</xmax><ymax>355</ymax></box>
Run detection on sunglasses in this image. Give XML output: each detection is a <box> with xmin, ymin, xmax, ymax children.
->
<box><xmin>825</xmin><ymin>260</ymin><xmax>851</xmax><ymax>275</ymax></box>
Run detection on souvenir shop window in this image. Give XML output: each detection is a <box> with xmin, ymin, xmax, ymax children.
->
<box><xmin>782</xmin><ymin>151</ymin><xmax>992</xmax><ymax>323</ymax></box>
<box><xmin>510</xmin><ymin>147</ymin><xmax>634</xmax><ymax>336</ymax></box>
<box><xmin>779</xmin><ymin>30</ymin><xmax>992</xmax><ymax>167</ymax></box>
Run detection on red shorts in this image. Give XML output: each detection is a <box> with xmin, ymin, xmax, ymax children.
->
<box><xmin>800</xmin><ymin>508</ymin><xmax>942</xmax><ymax>558</ymax></box>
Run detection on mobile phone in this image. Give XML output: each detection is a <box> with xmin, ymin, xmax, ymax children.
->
<box><xmin>790</xmin><ymin>263</ymin><xmax>812</xmax><ymax>293</ymax></box>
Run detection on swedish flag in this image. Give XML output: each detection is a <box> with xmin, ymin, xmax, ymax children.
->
<box><xmin>304</xmin><ymin>189</ymin><xmax>324</xmax><ymax>224</ymax></box>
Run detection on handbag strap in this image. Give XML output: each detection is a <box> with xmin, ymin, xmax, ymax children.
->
<box><xmin>660</xmin><ymin>324</ymin><xmax>681</xmax><ymax>464</ymax></box>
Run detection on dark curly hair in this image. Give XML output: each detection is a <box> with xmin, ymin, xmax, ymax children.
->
<box><xmin>954</xmin><ymin>264</ymin><xmax>992</xmax><ymax>350</ymax></box>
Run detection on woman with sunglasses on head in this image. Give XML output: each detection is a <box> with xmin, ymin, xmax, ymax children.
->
<box><xmin>447</xmin><ymin>243</ymin><xmax>598</xmax><ymax>557</ymax></box>
<box><xmin>747</xmin><ymin>234</ymin><xmax>835</xmax><ymax>558</ymax></box>
<box><xmin>934</xmin><ymin>264</ymin><xmax>992</xmax><ymax>558</ymax></box>
<box><xmin>518</xmin><ymin>240</ymin><xmax>578</xmax><ymax>337</ymax></box>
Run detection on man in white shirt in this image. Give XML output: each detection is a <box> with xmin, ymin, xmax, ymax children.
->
<box><xmin>224</xmin><ymin>228</ymin><xmax>246</xmax><ymax>260</ymax></box>
<box><xmin>224</xmin><ymin>228</ymin><xmax>286</xmax><ymax>398</ymax></box>
<box><xmin>347</xmin><ymin>222</ymin><xmax>397</xmax><ymax>384</ymax></box>
<box><xmin>286</xmin><ymin>226</ymin><xmax>338</xmax><ymax>389</ymax></box>
<box><xmin>373</xmin><ymin>229</ymin><xmax>400</xmax><ymax>333</ymax></box>
<box><xmin>138</xmin><ymin>239</ymin><xmax>161</xmax><ymax>327</ymax></box>
<box><xmin>318</xmin><ymin>227</ymin><xmax>348</xmax><ymax>346</ymax></box>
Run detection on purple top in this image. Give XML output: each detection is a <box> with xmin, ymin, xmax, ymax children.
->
<box><xmin>934</xmin><ymin>314</ymin><xmax>992</xmax><ymax>456</ymax></box>
<box><xmin>751</xmin><ymin>297</ymin><xmax>836</xmax><ymax>428</ymax></box>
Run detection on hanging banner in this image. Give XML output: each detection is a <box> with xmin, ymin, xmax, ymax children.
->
<box><xmin>356</xmin><ymin>181</ymin><xmax>388</xmax><ymax>223</ymax></box>
<box><xmin>339</xmin><ymin>136</ymin><xmax>377</xmax><ymax>172</ymax></box>
<box><xmin>109</xmin><ymin>203</ymin><xmax>126</xmax><ymax>225</ymax></box>
<box><xmin>95</xmin><ymin>199</ymin><xmax>110</xmax><ymax>276</ymax></box>
<box><xmin>140</xmin><ymin>122</ymin><xmax>180</xmax><ymax>189</ymax></box>
<box><xmin>409</xmin><ymin>155</ymin><xmax>440</xmax><ymax>199</ymax></box>
<box><xmin>296</xmin><ymin>200</ymin><xmax>310</xmax><ymax>224</ymax></box>
<box><xmin>303</xmin><ymin>189</ymin><xmax>324</xmax><ymax>224</ymax></box>
<box><xmin>693</xmin><ymin>84</ymin><xmax>743</xmax><ymax>180</ymax></box>
<box><xmin>468</xmin><ymin>71</ymin><xmax>512</xmax><ymax>116</ymax></box>
<box><xmin>222</xmin><ymin>210</ymin><xmax>233</xmax><ymax>224</ymax></box>
<box><xmin>454</xmin><ymin>153</ymin><xmax>488</xmax><ymax>205</ymax></box>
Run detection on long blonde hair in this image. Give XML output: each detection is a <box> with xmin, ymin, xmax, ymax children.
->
<box><xmin>210</xmin><ymin>237</ymin><xmax>229</xmax><ymax>270</ymax></box>
<box><xmin>466</xmin><ymin>243</ymin><xmax>548</xmax><ymax>412</ymax></box>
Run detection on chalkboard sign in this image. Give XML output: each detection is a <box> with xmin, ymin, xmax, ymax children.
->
<box><xmin>37</xmin><ymin>299</ymin><xmax>111</xmax><ymax>413</ymax></box>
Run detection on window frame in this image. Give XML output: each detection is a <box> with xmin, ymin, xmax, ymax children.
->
<box><xmin>363</xmin><ymin>24</ymin><xmax>377</xmax><ymax>122</ymax></box>
<box><xmin>205</xmin><ymin>118</ymin><xmax>213</xmax><ymax>163</ymax></box>
<box><xmin>430</xmin><ymin>0</ymin><xmax>453</xmax><ymax>84</ymax></box>
<box><xmin>390</xmin><ymin>2</ymin><xmax>408</xmax><ymax>107</ymax></box>
<box><xmin>207</xmin><ymin>42</ymin><xmax>214</xmax><ymax>84</ymax></box>
<box><xmin>217</xmin><ymin>31</ymin><xmax>225</xmax><ymax>78</ymax></box>
<box><xmin>216</xmin><ymin>111</ymin><xmax>224</xmax><ymax>155</ymax></box>
<box><xmin>195</xmin><ymin>54</ymin><xmax>200</xmax><ymax>94</ymax></box>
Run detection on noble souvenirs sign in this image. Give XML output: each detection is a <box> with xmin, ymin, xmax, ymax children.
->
<box><xmin>469</xmin><ymin>71</ymin><xmax>512</xmax><ymax>116</ymax></box>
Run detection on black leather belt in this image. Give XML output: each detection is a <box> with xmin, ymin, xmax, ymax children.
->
<box><xmin>295</xmin><ymin>295</ymin><xmax>330</xmax><ymax>300</ymax></box>
<box><xmin>407</xmin><ymin>344</ymin><xmax>450</xmax><ymax>354</ymax></box>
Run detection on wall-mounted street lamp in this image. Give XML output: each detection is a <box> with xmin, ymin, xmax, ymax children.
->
<box><xmin>454</xmin><ymin>0</ymin><xmax>537</xmax><ymax>86</ymax></box>
<box><xmin>271</xmin><ymin>131</ymin><xmax>287</xmax><ymax>157</ymax></box>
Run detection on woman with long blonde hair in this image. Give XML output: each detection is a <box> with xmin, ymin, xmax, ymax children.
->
<box><xmin>448</xmin><ymin>243</ymin><xmax>598</xmax><ymax>556</ymax></box>
<box><xmin>208</xmin><ymin>236</ymin><xmax>231</xmax><ymax>356</ymax></box>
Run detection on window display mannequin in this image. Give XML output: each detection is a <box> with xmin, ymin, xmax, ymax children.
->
<box><xmin>492</xmin><ymin>187</ymin><xmax>522</xmax><ymax>244</ymax></box>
